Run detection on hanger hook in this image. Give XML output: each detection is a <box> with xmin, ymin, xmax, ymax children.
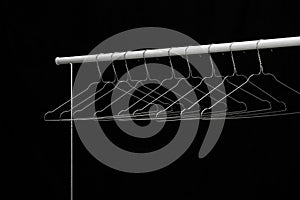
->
<box><xmin>229</xmin><ymin>42</ymin><xmax>237</xmax><ymax>74</ymax></box>
<box><xmin>110</xmin><ymin>52</ymin><xmax>118</xmax><ymax>81</ymax></box>
<box><xmin>95</xmin><ymin>53</ymin><xmax>102</xmax><ymax>80</ymax></box>
<box><xmin>185</xmin><ymin>46</ymin><xmax>192</xmax><ymax>77</ymax></box>
<box><xmin>123</xmin><ymin>51</ymin><xmax>132</xmax><ymax>81</ymax></box>
<box><xmin>143</xmin><ymin>49</ymin><xmax>150</xmax><ymax>78</ymax></box>
<box><xmin>168</xmin><ymin>47</ymin><xmax>175</xmax><ymax>76</ymax></box>
<box><xmin>256</xmin><ymin>39</ymin><xmax>264</xmax><ymax>74</ymax></box>
<box><xmin>208</xmin><ymin>44</ymin><xmax>216</xmax><ymax>76</ymax></box>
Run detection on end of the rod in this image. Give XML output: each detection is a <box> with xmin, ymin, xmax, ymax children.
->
<box><xmin>55</xmin><ymin>57</ymin><xmax>60</xmax><ymax>65</ymax></box>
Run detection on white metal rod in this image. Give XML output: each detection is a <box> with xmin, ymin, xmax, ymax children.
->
<box><xmin>55</xmin><ymin>36</ymin><xmax>300</xmax><ymax>65</ymax></box>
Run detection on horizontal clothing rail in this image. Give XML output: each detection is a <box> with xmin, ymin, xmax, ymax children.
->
<box><xmin>55</xmin><ymin>36</ymin><xmax>300</xmax><ymax>65</ymax></box>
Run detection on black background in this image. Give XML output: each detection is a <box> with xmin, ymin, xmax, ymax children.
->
<box><xmin>5</xmin><ymin>1</ymin><xmax>300</xmax><ymax>199</ymax></box>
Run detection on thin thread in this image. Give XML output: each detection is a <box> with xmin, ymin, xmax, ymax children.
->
<box><xmin>70</xmin><ymin>63</ymin><xmax>73</xmax><ymax>200</ymax></box>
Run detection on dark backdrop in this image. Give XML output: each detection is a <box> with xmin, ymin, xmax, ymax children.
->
<box><xmin>5</xmin><ymin>1</ymin><xmax>300</xmax><ymax>199</ymax></box>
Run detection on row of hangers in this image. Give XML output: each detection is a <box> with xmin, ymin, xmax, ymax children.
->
<box><xmin>44</xmin><ymin>41</ymin><xmax>300</xmax><ymax>121</ymax></box>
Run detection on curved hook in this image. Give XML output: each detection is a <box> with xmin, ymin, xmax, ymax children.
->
<box><xmin>110</xmin><ymin>52</ymin><xmax>118</xmax><ymax>82</ymax></box>
<box><xmin>208</xmin><ymin>44</ymin><xmax>216</xmax><ymax>77</ymax></box>
<box><xmin>95</xmin><ymin>53</ymin><xmax>102</xmax><ymax>80</ymax></box>
<box><xmin>142</xmin><ymin>49</ymin><xmax>150</xmax><ymax>79</ymax></box>
<box><xmin>123</xmin><ymin>51</ymin><xmax>132</xmax><ymax>81</ymax></box>
<box><xmin>168</xmin><ymin>47</ymin><xmax>175</xmax><ymax>77</ymax></box>
<box><xmin>229</xmin><ymin>42</ymin><xmax>237</xmax><ymax>74</ymax></box>
<box><xmin>185</xmin><ymin>46</ymin><xmax>192</xmax><ymax>78</ymax></box>
<box><xmin>256</xmin><ymin>39</ymin><xmax>264</xmax><ymax>74</ymax></box>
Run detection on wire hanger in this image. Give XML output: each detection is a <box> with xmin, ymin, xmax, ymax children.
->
<box><xmin>45</xmin><ymin>53</ymin><xmax>110</xmax><ymax>121</ymax></box>
<box><xmin>155</xmin><ymin>44</ymin><xmax>219</xmax><ymax>118</ymax></box>
<box><xmin>96</xmin><ymin>50</ymin><xmax>187</xmax><ymax>120</ymax></box>
<box><xmin>223</xmin><ymin>40</ymin><xmax>290</xmax><ymax>118</ymax></box>
<box><xmin>117</xmin><ymin>49</ymin><xmax>175</xmax><ymax>117</ymax></box>
<box><xmin>201</xmin><ymin>40</ymin><xmax>274</xmax><ymax>117</ymax></box>
<box><xmin>178</xmin><ymin>43</ymin><xmax>230</xmax><ymax>117</ymax></box>
<box><xmin>134</xmin><ymin>47</ymin><xmax>196</xmax><ymax>118</ymax></box>
<box><xmin>70</xmin><ymin>52</ymin><xmax>120</xmax><ymax>118</ymax></box>
<box><xmin>185</xmin><ymin>46</ymin><xmax>248</xmax><ymax>118</ymax></box>
<box><xmin>202</xmin><ymin>41</ymin><xmax>274</xmax><ymax>118</ymax></box>
<box><xmin>222</xmin><ymin>40</ymin><xmax>287</xmax><ymax>118</ymax></box>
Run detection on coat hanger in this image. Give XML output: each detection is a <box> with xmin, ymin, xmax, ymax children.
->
<box><xmin>44</xmin><ymin>53</ymin><xmax>111</xmax><ymax>121</ymax></box>
<box><xmin>202</xmin><ymin>41</ymin><xmax>277</xmax><ymax>118</ymax></box>
<box><xmin>223</xmin><ymin>39</ymin><xmax>291</xmax><ymax>118</ymax></box>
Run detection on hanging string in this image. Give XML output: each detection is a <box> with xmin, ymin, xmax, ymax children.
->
<box><xmin>70</xmin><ymin>63</ymin><xmax>73</xmax><ymax>200</ymax></box>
